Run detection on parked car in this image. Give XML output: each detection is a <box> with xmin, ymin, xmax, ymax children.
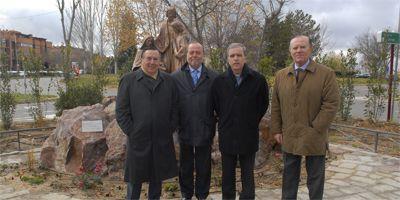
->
<box><xmin>355</xmin><ymin>73</ymin><xmax>370</xmax><ymax>78</ymax></box>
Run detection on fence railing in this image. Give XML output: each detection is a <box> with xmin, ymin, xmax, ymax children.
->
<box><xmin>330</xmin><ymin>123</ymin><xmax>400</xmax><ymax>153</ymax></box>
<box><xmin>1</xmin><ymin>124</ymin><xmax>399</xmax><ymax>153</ymax></box>
<box><xmin>0</xmin><ymin>127</ymin><xmax>56</xmax><ymax>152</ymax></box>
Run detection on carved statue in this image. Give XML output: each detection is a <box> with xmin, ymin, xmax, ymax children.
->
<box><xmin>171</xmin><ymin>20</ymin><xmax>188</xmax><ymax>72</ymax></box>
<box><xmin>155</xmin><ymin>7</ymin><xmax>188</xmax><ymax>73</ymax></box>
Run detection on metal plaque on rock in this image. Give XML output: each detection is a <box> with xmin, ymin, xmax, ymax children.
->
<box><xmin>82</xmin><ymin>120</ymin><xmax>103</xmax><ymax>132</ymax></box>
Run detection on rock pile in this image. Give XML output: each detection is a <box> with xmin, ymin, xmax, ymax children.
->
<box><xmin>40</xmin><ymin>97</ymin><xmax>275</xmax><ymax>175</ymax></box>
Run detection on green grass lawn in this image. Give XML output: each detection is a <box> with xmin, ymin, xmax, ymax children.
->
<box><xmin>14</xmin><ymin>93</ymin><xmax>58</xmax><ymax>104</ymax></box>
<box><xmin>74</xmin><ymin>74</ymin><xmax>119</xmax><ymax>88</ymax></box>
<box><xmin>351</xmin><ymin>78</ymin><xmax>369</xmax><ymax>85</ymax></box>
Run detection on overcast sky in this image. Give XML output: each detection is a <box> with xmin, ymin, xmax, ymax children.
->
<box><xmin>0</xmin><ymin>0</ymin><xmax>399</xmax><ymax>52</ymax></box>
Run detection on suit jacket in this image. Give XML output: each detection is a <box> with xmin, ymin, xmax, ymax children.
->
<box><xmin>172</xmin><ymin>63</ymin><xmax>218</xmax><ymax>146</ymax></box>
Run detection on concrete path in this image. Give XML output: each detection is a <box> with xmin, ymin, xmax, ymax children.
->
<box><xmin>209</xmin><ymin>144</ymin><xmax>400</xmax><ymax>200</ymax></box>
<box><xmin>1</xmin><ymin>144</ymin><xmax>399</xmax><ymax>199</ymax></box>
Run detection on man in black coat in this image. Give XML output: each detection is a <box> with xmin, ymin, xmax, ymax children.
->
<box><xmin>116</xmin><ymin>48</ymin><xmax>179</xmax><ymax>200</ymax></box>
<box><xmin>211</xmin><ymin>43</ymin><xmax>269</xmax><ymax>200</ymax></box>
<box><xmin>172</xmin><ymin>42</ymin><xmax>218</xmax><ymax>200</ymax></box>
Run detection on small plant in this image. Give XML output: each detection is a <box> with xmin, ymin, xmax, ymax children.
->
<box><xmin>356</xmin><ymin>30</ymin><xmax>390</xmax><ymax>122</ymax></box>
<box><xmin>337</xmin><ymin>49</ymin><xmax>357</xmax><ymax>121</ymax></box>
<box><xmin>19</xmin><ymin>49</ymin><xmax>45</xmax><ymax>125</ymax></box>
<box><xmin>73</xmin><ymin>162</ymin><xmax>103</xmax><ymax>190</ymax></box>
<box><xmin>0</xmin><ymin>51</ymin><xmax>16</xmax><ymax>130</ymax></box>
<box><xmin>163</xmin><ymin>182</ymin><xmax>178</xmax><ymax>193</ymax></box>
<box><xmin>27</xmin><ymin>149</ymin><xmax>36</xmax><ymax>171</ymax></box>
<box><xmin>163</xmin><ymin>182</ymin><xmax>179</xmax><ymax>198</ymax></box>
<box><xmin>20</xmin><ymin>175</ymin><xmax>45</xmax><ymax>185</ymax></box>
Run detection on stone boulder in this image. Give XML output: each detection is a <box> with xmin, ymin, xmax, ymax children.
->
<box><xmin>104</xmin><ymin>119</ymin><xmax>127</xmax><ymax>174</ymax></box>
<box><xmin>103</xmin><ymin>101</ymin><xmax>116</xmax><ymax>120</ymax></box>
<box><xmin>255</xmin><ymin>116</ymin><xmax>276</xmax><ymax>168</ymax></box>
<box><xmin>102</xmin><ymin>96</ymin><xmax>116</xmax><ymax>107</ymax></box>
<box><xmin>40</xmin><ymin>104</ymin><xmax>110</xmax><ymax>174</ymax></box>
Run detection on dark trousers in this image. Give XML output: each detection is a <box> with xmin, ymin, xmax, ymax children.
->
<box><xmin>282</xmin><ymin>152</ymin><xmax>325</xmax><ymax>200</ymax></box>
<box><xmin>126</xmin><ymin>181</ymin><xmax>162</xmax><ymax>200</ymax></box>
<box><xmin>179</xmin><ymin>143</ymin><xmax>212</xmax><ymax>199</ymax></box>
<box><xmin>221</xmin><ymin>152</ymin><xmax>256</xmax><ymax>200</ymax></box>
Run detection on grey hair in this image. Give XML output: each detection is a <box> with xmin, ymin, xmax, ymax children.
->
<box><xmin>227</xmin><ymin>43</ymin><xmax>246</xmax><ymax>55</ymax></box>
<box><xmin>289</xmin><ymin>35</ymin><xmax>312</xmax><ymax>49</ymax></box>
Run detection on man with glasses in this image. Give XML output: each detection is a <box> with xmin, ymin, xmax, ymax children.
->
<box><xmin>116</xmin><ymin>47</ymin><xmax>179</xmax><ymax>200</ymax></box>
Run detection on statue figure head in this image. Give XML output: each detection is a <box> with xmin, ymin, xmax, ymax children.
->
<box><xmin>166</xmin><ymin>7</ymin><xmax>177</xmax><ymax>22</ymax></box>
<box><xmin>171</xmin><ymin>21</ymin><xmax>185</xmax><ymax>34</ymax></box>
<box><xmin>140</xmin><ymin>35</ymin><xmax>155</xmax><ymax>50</ymax></box>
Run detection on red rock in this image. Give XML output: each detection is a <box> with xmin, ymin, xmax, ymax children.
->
<box><xmin>40</xmin><ymin>104</ymin><xmax>110</xmax><ymax>174</ymax></box>
<box><xmin>104</xmin><ymin>119</ymin><xmax>126</xmax><ymax>173</ymax></box>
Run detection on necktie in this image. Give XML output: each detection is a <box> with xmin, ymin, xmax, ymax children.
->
<box><xmin>235</xmin><ymin>76</ymin><xmax>242</xmax><ymax>87</ymax></box>
<box><xmin>192</xmin><ymin>69</ymin><xmax>199</xmax><ymax>85</ymax></box>
<box><xmin>295</xmin><ymin>68</ymin><xmax>303</xmax><ymax>82</ymax></box>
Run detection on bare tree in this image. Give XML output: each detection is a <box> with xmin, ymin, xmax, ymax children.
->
<box><xmin>253</xmin><ymin>0</ymin><xmax>289</xmax><ymax>61</ymax></box>
<box><xmin>203</xmin><ymin>0</ymin><xmax>256</xmax><ymax>66</ymax></box>
<box><xmin>96</xmin><ymin>0</ymin><xmax>108</xmax><ymax>56</ymax></box>
<box><xmin>132</xmin><ymin>0</ymin><xmax>169</xmax><ymax>39</ymax></box>
<box><xmin>56</xmin><ymin>0</ymin><xmax>81</xmax><ymax>81</ymax></box>
<box><xmin>57</xmin><ymin>0</ymin><xmax>81</xmax><ymax>46</ymax></box>
<box><xmin>174</xmin><ymin>0</ymin><xmax>225</xmax><ymax>44</ymax></box>
<box><xmin>72</xmin><ymin>0</ymin><xmax>92</xmax><ymax>73</ymax></box>
<box><xmin>72</xmin><ymin>0</ymin><xmax>108</xmax><ymax>73</ymax></box>
<box><xmin>356</xmin><ymin>30</ymin><xmax>390</xmax><ymax>122</ymax></box>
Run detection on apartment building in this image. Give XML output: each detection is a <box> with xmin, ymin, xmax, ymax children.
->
<box><xmin>0</xmin><ymin>29</ymin><xmax>52</xmax><ymax>71</ymax></box>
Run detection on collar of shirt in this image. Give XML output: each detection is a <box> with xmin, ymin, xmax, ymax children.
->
<box><xmin>294</xmin><ymin>58</ymin><xmax>310</xmax><ymax>71</ymax></box>
<box><xmin>189</xmin><ymin>65</ymin><xmax>202</xmax><ymax>74</ymax></box>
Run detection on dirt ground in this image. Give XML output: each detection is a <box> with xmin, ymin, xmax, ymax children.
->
<box><xmin>0</xmin><ymin>150</ymin><xmax>340</xmax><ymax>199</ymax></box>
<box><xmin>332</xmin><ymin>118</ymin><xmax>400</xmax><ymax>157</ymax></box>
<box><xmin>0</xmin><ymin>120</ymin><xmax>57</xmax><ymax>154</ymax></box>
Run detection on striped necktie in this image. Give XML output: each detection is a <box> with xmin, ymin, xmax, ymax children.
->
<box><xmin>192</xmin><ymin>69</ymin><xmax>199</xmax><ymax>85</ymax></box>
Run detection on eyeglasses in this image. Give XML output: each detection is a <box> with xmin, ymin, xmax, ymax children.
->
<box><xmin>143</xmin><ymin>57</ymin><xmax>159</xmax><ymax>62</ymax></box>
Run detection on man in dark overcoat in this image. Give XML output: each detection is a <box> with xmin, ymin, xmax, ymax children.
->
<box><xmin>211</xmin><ymin>43</ymin><xmax>269</xmax><ymax>200</ymax></box>
<box><xmin>172</xmin><ymin>42</ymin><xmax>218</xmax><ymax>200</ymax></box>
<box><xmin>116</xmin><ymin>48</ymin><xmax>179</xmax><ymax>200</ymax></box>
<box><xmin>271</xmin><ymin>35</ymin><xmax>339</xmax><ymax>200</ymax></box>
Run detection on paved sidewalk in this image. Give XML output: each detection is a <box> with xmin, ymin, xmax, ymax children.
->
<box><xmin>1</xmin><ymin>144</ymin><xmax>399</xmax><ymax>199</ymax></box>
<box><xmin>209</xmin><ymin>144</ymin><xmax>400</xmax><ymax>200</ymax></box>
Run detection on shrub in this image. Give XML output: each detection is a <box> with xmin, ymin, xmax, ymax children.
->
<box><xmin>21</xmin><ymin>175</ymin><xmax>45</xmax><ymax>185</ymax></box>
<box><xmin>20</xmin><ymin>49</ymin><xmax>45</xmax><ymax>125</ymax></box>
<box><xmin>163</xmin><ymin>182</ymin><xmax>179</xmax><ymax>192</ymax></box>
<box><xmin>0</xmin><ymin>52</ymin><xmax>16</xmax><ymax>130</ymax></box>
<box><xmin>54</xmin><ymin>79</ymin><xmax>103</xmax><ymax>116</ymax></box>
<box><xmin>337</xmin><ymin>49</ymin><xmax>357</xmax><ymax>121</ymax></box>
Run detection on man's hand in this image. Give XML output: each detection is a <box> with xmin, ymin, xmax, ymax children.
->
<box><xmin>274</xmin><ymin>133</ymin><xmax>283</xmax><ymax>144</ymax></box>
